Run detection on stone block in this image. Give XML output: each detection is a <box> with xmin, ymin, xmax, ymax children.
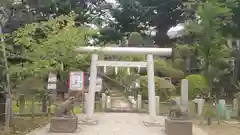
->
<box><xmin>165</xmin><ymin>118</ymin><xmax>192</xmax><ymax>135</ymax></box>
<box><xmin>106</xmin><ymin>96</ymin><xmax>111</xmax><ymax>109</ymax></box>
<box><xmin>49</xmin><ymin>117</ymin><xmax>78</xmax><ymax>133</ymax></box>
<box><xmin>137</xmin><ymin>94</ymin><xmax>142</xmax><ymax>110</ymax></box>
<box><xmin>156</xmin><ymin>96</ymin><xmax>160</xmax><ymax>114</ymax></box>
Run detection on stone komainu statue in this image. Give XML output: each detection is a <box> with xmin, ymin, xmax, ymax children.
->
<box><xmin>54</xmin><ymin>91</ymin><xmax>85</xmax><ymax>117</ymax></box>
<box><xmin>54</xmin><ymin>96</ymin><xmax>76</xmax><ymax>117</ymax></box>
<box><xmin>168</xmin><ymin>99</ymin><xmax>188</xmax><ymax>119</ymax></box>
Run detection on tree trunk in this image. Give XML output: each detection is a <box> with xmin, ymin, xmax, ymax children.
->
<box><xmin>19</xmin><ymin>94</ymin><xmax>25</xmax><ymax>113</ymax></box>
<box><xmin>0</xmin><ymin>93</ymin><xmax>6</xmax><ymax>122</ymax></box>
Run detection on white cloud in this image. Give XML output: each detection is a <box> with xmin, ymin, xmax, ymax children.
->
<box><xmin>105</xmin><ymin>0</ymin><xmax>116</xmax><ymax>4</ymax></box>
<box><xmin>167</xmin><ymin>24</ymin><xmax>185</xmax><ymax>39</ymax></box>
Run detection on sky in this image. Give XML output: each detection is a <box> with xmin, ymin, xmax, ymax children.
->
<box><xmin>105</xmin><ymin>0</ymin><xmax>116</xmax><ymax>4</ymax></box>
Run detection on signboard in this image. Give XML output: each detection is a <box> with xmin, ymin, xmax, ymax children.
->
<box><xmin>48</xmin><ymin>73</ymin><xmax>57</xmax><ymax>83</ymax></box>
<box><xmin>68</xmin><ymin>71</ymin><xmax>84</xmax><ymax>91</ymax></box>
<box><xmin>95</xmin><ymin>77</ymin><xmax>102</xmax><ymax>92</ymax></box>
<box><xmin>47</xmin><ymin>73</ymin><xmax>57</xmax><ymax>90</ymax></box>
<box><xmin>47</xmin><ymin>83</ymin><xmax>56</xmax><ymax>90</ymax></box>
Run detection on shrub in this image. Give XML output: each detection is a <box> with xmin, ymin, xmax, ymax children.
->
<box><xmin>154</xmin><ymin>59</ymin><xmax>184</xmax><ymax>79</ymax></box>
<box><xmin>128</xmin><ymin>32</ymin><xmax>143</xmax><ymax>47</ymax></box>
<box><xmin>139</xmin><ymin>75</ymin><xmax>175</xmax><ymax>101</ymax></box>
<box><xmin>185</xmin><ymin>74</ymin><xmax>208</xmax><ymax>99</ymax></box>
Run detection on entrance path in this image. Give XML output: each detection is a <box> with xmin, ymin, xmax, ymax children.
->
<box><xmin>109</xmin><ymin>88</ymin><xmax>131</xmax><ymax>111</ymax></box>
<box><xmin>26</xmin><ymin>113</ymin><xmax>208</xmax><ymax>135</ymax></box>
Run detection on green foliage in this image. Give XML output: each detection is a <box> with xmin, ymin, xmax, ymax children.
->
<box><xmin>7</xmin><ymin>13</ymin><xmax>96</xmax><ymax>89</ymax></box>
<box><xmin>185</xmin><ymin>74</ymin><xmax>208</xmax><ymax>99</ymax></box>
<box><xmin>110</xmin><ymin>0</ymin><xmax>184</xmax><ymax>46</ymax></box>
<box><xmin>139</xmin><ymin>75</ymin><xmax>175</xmax><ymax>101</ymax></box>
<box><xmin>154</xmin><ymin>58</ymin><xmax>184</xmax><ymax>79</ymax></box>
<box><xmin>173</xmin><ymin>44</ymin><xmax>197</xmax><ymax>70</ymax></box>
<box><xmin>185</xmin><ymin>1</ymin><xmax>232</xmax><ymax>78</ymax></box>
<box><xmin>95</xmin><ymin>27</ymin><xmax>122</xmax><ymax>44</ymax></box>
<box><xmin>128</xmin><ymin>32</ymin><xmax>143</xmax><ymax>47</ymax></box>
<box><xmin>175</xmin><ymin>44</ymin><xmax>195</xmax><ymax>58</ymax></box>
<box><xmin>203</xmin><ymin>105</ymin><xmax>216</xmax><ymax>118</ymax></box>
<box><xmin>185</xmin><ymin>1</ymin><xmax>233</xmax><ymax>93</ymax></box>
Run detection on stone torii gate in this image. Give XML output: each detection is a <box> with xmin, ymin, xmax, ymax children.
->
<box><xmin>75</xmin><ymin>46</ymin><xmax>172</xmax><ymax>123</ymax></box>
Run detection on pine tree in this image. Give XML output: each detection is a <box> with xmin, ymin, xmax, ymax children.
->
<box><xmin>0</xmin><ymin>31</ymin><xmax>11</xmax><ymax>132</ymax></box>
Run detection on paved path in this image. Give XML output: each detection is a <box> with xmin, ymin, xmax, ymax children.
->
<box><xmin>26</xmin><ymin>113</ymin><xmax>208</xmax><ymax>135</ymax></box>
<box><xmin>109</xmin><ymin>89</ymin><xmax>131</xmax><ymax>111</ymax></box>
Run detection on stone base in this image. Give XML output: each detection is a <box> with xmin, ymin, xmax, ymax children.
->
<box><xmin>78</xmin><ymin>118</ymin><xmax>98</xmax><ymax>125</ymax></box>
<box><xmin>165</xmin><ymin>118</ymin><xmax>192</xmax><ymax>135</ymax></box>
<box><xmin>143</xmin><ymin>119</ymin><xmax>164</xmax><ymax>127</ymax></box>
<box><xmin>49</xmin><ymin>116</ymin><xmax>78</xmax><ymax>133</ymax></box>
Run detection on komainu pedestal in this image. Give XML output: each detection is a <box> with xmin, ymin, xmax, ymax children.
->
<box><xmin>49</xmin><ymin>117</ymin><xmax>78</xmax><ymax>133</ymax></box>
<box><xmin>165</xmin><ymin>118</ymin><xmax>192</xmax><ymax>135</ymax></box>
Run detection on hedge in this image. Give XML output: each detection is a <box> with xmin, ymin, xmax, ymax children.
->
<box><xmin>139</xmin><ymin>75</ymin><xmax>175</xmax><ymax>101</ymax></box>
<box><xmin>185</xmin><ymin>74</ymin><xmax>208</xmax><ymax>99</ymax></box>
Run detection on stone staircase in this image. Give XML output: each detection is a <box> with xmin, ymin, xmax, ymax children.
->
<box><xmin>107</xmin><ymin>89</ymin><xmax>132</xmax><ymax>112</ymax></box>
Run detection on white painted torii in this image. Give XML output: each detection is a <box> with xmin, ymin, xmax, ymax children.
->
<box><xmin>75</xmin><ymin>46</ymin><xmax>172</xmax><ymax>121</ymax></box>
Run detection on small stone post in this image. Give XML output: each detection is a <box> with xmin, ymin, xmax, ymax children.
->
<box><xmin>84</xmin><ymin>93</ymin><xmax>88</xmax><ymax>113</ymax></box>
<box><xmin>197</xmin><ymin>99</ymin><xmax>205</xmax><ymax>116</ymax></box>
<box><xmin>233</xmin><ymin>98</ymin><xmax>238</xmax><ymax>110</ymax></box>
<box><xmin>131</xmin><ymin>96</ymin><xmax>137</xmax><ymax>109</ymax></box>
<box><xmin>181</xmin><ymin>79</ymin><xmax>188</xmax><ymax>113</ymax></box>
<box><xmin>101</xmin><ymin>93</ymin><xmax>106</xmax><ymax>111</ymax></box>
<box><xmin>19</xmin><ymin>94</ymin><xmax>25</xmax><ymax>113</ymax></box>
<box><xmin>155</xmin><ymin>96</ymin><xmax>160</xmax><ymax>115</ymax></box>
<box><xmin>137</xmin><ymin>94</ymin><xmax>142</xmax><ymax>111</ymax></box>
<box><xmin>106</xmin><ymin>96</ymin><xmax>111</xmax><ymax>109</ymax></box>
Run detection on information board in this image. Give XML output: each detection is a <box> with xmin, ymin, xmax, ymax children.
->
<box><xmin>47</xmin><ymin>73</ymin><xmax>57</xmax><ymax>90</ymax></box>
<box><xmin>68</xmin><ymin>71</ymin><xmax>84</xmax><ymax>91</ymax></box>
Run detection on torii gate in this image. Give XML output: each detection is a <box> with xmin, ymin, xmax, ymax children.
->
<box><xmin>75</xmin><ymin>46</ymin><xmax>172</xmax><ymax>122</ymax></box>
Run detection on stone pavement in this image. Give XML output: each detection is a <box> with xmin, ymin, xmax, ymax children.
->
<box><xmin>109</xmin><ymin>88</ymin><xmax>131</xmax><ymax>111</ymax></box>
<box><xmin>111</xmin><ymin>99</ymin><xmax>130</xmax><ymax>110</ymax></box>
<box><xmin>26</xmin><ymin>113</ymin><xmax>208</xmax><ymax>135</ymax></box>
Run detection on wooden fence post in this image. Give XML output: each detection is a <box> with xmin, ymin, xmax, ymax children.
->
<box><xmin>47</xmin><ymin>95</ymin><xmax>52</xmax><ymax>116</ymax></box>
<box><xmin>19</xmin><ymin>94</ymin><xmax>25</xmax><ymax>113</ymax></box>
<box><xmin>42</xmin><ymin>95</ymin><xmax>47</xmax><ymax>113</ymax></box>
<box><xmin>31</xmin><ymin>96</ymin><xmax>35</xmax><ymax>119</ymax></box>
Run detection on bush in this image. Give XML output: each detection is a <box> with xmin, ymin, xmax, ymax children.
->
<box><xmin>154</xmin><ymin>59</ymin><xmax>184</xmax><ymax>79</ymax></box>
<box><xmin>128</xmin><ymin>32</ymin><xmax>143</xmax><ymax>46</ymax></box>
<box><xmin>139</xmin><ymin>75</ymin><xmax>175</xmax><ymax>101</ymax></box>
<box><xmin>185</xmin><ymin>74</ymin><xmax>208</xmax><ymax>99</ymax></box>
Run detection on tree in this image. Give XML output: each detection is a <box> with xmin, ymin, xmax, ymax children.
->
<box><xmin>93</xmin><ymin>27</ymin><xmax>122</xmax><ymax>45</ymax></box>
<box><xmin>128</xmin><ymin>32</ymin><xmax>143</xmax><ymax>47</ymax></box>
<box><xmin>0</xmin><ymin>0</ymin><xmax>107</xmax><ymax>33</ymax></box>
<box><xmin>174</xmin><ymin>44</ymin><xmax>196</xmax><ymax>74</ymax></box>
<box><xmin>186</xmin><ymin>0</ymin><xmax>232</xmax><ymax>79</ymax></box>
<box><xmin>185</xmin><ymin>74</ymin><xmax>208</xmax><ymax>99</ymax></box>
<box><xmin>7</xmin><ymin>13</ymin><xmax>96</xmax><ymax>91</ymax></box>
<box><xmin>110</xmin><ymin>0</ymin><xmax>184</xmax><ymax>47</ymax></box>
<box><xmin>185</xmin><ymin>0</ymin><xmax>234</xmax><ymax>98</ymax></box>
